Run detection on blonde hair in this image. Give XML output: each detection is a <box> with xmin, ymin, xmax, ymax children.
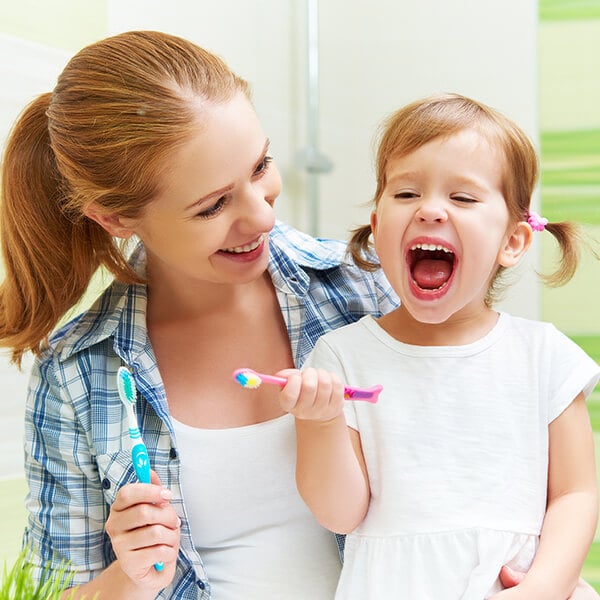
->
<box><xmin>349</xmin><ymin>93</ymin><xmax>583</xmax><ymax>304</ymax></box>
<box><xmin>0</xmin><ymin>30</ymin><xmax>249</xmax><ymax>365</ymax></box>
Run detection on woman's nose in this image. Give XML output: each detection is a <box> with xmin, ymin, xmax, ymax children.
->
<box><xmin>240</xmin><ymin>182</ymin><xmax>278</xmax><ymax>229</ymax></box>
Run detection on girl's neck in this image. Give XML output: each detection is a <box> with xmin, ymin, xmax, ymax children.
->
<box><xmin>378</xmin><ymin>305</ymin><xmax>499</xmax><ymax>347</ymax></box>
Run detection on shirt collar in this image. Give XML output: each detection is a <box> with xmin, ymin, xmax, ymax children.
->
<box><xmin>268</xmin><ymin>220</ymin><xmax>345</xmax><ymax>296</ymax></box>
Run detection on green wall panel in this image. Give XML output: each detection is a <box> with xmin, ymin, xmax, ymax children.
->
<box><xmin>0</xmin><ymin>0</ymin><xmax>108</xmax><ymax>51</ymax></box>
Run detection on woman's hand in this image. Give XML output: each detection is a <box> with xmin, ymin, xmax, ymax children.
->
<box><xmin>105</xmin><ymin>470</ymin><xmax>181</xmax><ymax>591</ymax></box>
<box><xmin>495</xmin><ymin>566</ymin><xmax>599</xmax><ymax>600</ymax></box>
<box><xmin>276</xmin><ymin>367</ymin><xmax>345</xmax><ymax>422</ymax></box>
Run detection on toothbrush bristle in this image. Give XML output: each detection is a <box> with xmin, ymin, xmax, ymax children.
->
<box><xmin>234</xmin><ymin>370</ymin><xmax>262</xmax><ymax>389</ymax></box>
<box><xmin>117</xmin><ymin>367</ymin><xmax>136</xmax><ymax>404</ymax></box>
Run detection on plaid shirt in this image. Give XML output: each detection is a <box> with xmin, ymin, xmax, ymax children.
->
<box><xmin>23</xmin><ymin>221</ymin><xmax>398</xmax><ymax>599</ymax></box>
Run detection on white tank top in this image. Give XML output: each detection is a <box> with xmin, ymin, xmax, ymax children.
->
<box><xmin>172</xmin><ymin>414</ymin><xmax>341</xmax><ymax>599</ymax></box>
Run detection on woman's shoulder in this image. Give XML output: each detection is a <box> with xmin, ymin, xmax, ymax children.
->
<box><xmin>43</xmin><ymin>278</ymin><xmax>142</xmax><ymax>364</ymax></box>
<box><xmin>43</xmin><ymin>244</ymin><xmax>149</xmax><ymax>364</ymax></box>
<box><xmin>270</xmin><ymin>220</ymin><xmax>348</xmax><ymax>266</ymax></box>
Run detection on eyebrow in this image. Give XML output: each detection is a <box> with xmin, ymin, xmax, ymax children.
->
<box><xmin>386</xmin><ymin>171</ymin><xmax>492</xmax><ymax>194</ymax></box>
<box><xmin>185</xmin><ymin>138</ymin><xmax>271</xmax><ymax>211</ymax></box>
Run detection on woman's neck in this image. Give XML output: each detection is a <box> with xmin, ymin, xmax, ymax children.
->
<box><xmin>146</xmin><ymin>271</ymin><xmax>273</xmax><ymax>326</ymax></box>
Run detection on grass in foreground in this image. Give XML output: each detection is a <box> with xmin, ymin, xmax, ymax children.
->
<box><xmin>0</xmin><ymin>546</ymin><xmax>77</xmax><ymax>600</ymax></box>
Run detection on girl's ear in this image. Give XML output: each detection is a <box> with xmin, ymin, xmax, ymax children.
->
<box><xmin>498</xmin><ymin>221</ymin><xmax>533</xmax><ymax>267</ymax></box>
<box><xmin>84</xmin><ymin>203</ymin><xmax>136</xmax><ymax>239</ymax></box>
<box><xmin>370</xmin><ymin>211</ymin><xmax>378</xmax><ymax>236</ymax></box>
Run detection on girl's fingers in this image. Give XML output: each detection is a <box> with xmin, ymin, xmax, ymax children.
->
<box><xmin>279</xmin><ymin>368</ymin><xmax>345</xmax><ymax>420</ymax></box>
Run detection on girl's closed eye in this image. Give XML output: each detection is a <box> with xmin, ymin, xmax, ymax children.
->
<box><xmin>393</xmin><ymin>190</ymin><xmax>420</xmax><ymax>200</ymax></box>
<box><xmin>451</xmin><ymin>194</ymin><xmax>478</xmax><ymax>203</ymax></box>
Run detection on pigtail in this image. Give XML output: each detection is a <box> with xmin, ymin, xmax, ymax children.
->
<box><xmin>540</xmin><ymin>220</ymin><xmax>588</xmax><ymax>287</ymax></box>
<box><xmin>0</xmin><ymin>94</ymin><xmax>133</xmax><ymax>366</ymax></box>
<box><xmin>348</xmin><ymin>224</ymin><xmax>380</xmax><ymax>271</ymax></box>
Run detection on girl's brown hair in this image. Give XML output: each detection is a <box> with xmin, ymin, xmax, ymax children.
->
<box><xmin>349</xmin><ymin>93</ymin><xmax>584</xmax><ymax>304</ymax></box>
<box><xmin>0</xmin><ymin>30</ymin><xmax>249</xmax><ymax>365</ymax></box>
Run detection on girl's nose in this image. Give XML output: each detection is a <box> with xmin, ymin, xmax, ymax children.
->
<box><xmin>415</xmin><ymin>196</ymin><xmax>448</xmax><ymax>223</ymax></box>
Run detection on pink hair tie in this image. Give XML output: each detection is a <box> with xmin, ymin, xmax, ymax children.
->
<box><xmin>527</xmin><ymin>211</ymin><xmax>548</xmax><ymax>232</ymax></box>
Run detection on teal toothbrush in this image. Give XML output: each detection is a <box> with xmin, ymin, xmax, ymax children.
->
<box><xmin>117</xmin><ymin>366</ymin><xmax>164</xmax><ymax>572</ymax></box>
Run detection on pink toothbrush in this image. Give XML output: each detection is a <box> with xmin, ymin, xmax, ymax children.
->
<box><xmin>232</xmin><ymin>367</ymin><xmax>382</xmax><ymax>403</ymax></box>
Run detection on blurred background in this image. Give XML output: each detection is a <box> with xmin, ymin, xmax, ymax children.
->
<box><xmin>1</xmin><ymin>0</ymin><xmax>599</xmax><ymax>587</ymax></box>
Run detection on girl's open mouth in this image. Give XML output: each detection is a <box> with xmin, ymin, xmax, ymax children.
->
<box><xmin>408</xmin><ymin>243</ymin><xmax>456</xmax><ymax>293</ymax></box>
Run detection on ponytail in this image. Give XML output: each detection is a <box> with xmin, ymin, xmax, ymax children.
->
<box><xmin>0</xmin><ymin>31</ymin><xmax>252</xmax><ymax>367</ymax></box>
<box><xmin>0</xmin><ymin>95</ymin><xmax>137</xmax><ymax>366</ymax></box>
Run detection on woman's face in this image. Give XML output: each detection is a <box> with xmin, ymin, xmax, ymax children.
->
<box><xmin>122</xmin><ymin>92</ymin><xmax>281</xmax><ymax>289</ymax></box>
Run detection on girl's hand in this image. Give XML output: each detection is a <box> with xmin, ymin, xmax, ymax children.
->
<box><xmin>105</xmin><ymin>470</ymin><xmax>181</xmax><ymax>590</ymax></box>
<box><xmin>276</xmin><ymin>367</ymin><xmax>345</xmax><ymax>422</ymax></box>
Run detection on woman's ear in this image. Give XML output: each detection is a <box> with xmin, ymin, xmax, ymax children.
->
<box><xmin>498</xmin><ymin>221</ymin><xmax>533</xmax><ymax>268</ymax></box>
<box><xmin>84</xmin><ymin>203</ymin><xmax>136</xmax><ymax>239</ymax></box>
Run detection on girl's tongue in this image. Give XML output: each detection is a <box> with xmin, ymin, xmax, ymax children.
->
<box><xmin>412</xmin><ymin>258</ymin><xmax>453</xmax><ymax>290</ymax></box>
<box><xmin>410</xmin><ymin>245</ymin><xmax>455</xmax><ymax>290</ymax></box>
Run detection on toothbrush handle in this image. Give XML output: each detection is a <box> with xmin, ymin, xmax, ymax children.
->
<box><xmin>255</xmin><ymin>373</ymin><xmax>288</xmax><ymax>387</ymax></box>
<box><xmin>258</xmin><ymin>372</ymin><xmax>382</xmax><ymax>404</ymax></box>
<box><xmin>131</xmin><ymin>442</ymin><xmax>151</xmax><ymax>484</ymax></box>
<box><xmin>130</xmin><ymin>440</ymin><xmax>165</xmax><ymax>571</ymax></box>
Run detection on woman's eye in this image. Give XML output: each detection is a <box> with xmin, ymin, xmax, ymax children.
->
<box><xmin>254</xmin><ymin>155</ymin><xmax>273</xmax><ymax>177</ymax></box>
<box><xmin>197</xmin><ymin>196</ymin><xmax>227</xmax><ymax>219</ymax></box>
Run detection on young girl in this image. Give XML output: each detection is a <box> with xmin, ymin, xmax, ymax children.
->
<box><xmin>277</xmin><ymin>94</ymin><xmax>600</xmax><ymax>599</ymax></box>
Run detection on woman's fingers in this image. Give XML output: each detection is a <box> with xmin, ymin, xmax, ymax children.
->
<box><xmin>106</xmin><ymin>478</ymin><xmax>181</xmax><ymax>583</ymax></box>
<box><xmin>111</xmin><ymin>480</ymin><xmax>173</xmax><ymax>512</ymax></box>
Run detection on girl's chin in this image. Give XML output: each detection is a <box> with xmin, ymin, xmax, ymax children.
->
<box><xmin>401</xmin><ymin>291</ymin><xmax>458</xmax><ymax>325</ymax></box>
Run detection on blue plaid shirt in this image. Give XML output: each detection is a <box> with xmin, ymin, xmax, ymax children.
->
<box><xmin>23</xmin><ymin>221</ymin><xmax>398</xmax><ymax>599</ymax></box>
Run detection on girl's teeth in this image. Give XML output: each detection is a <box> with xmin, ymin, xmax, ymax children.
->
<box><xmin>410</xmin><ymin>243</ymin><xmax>451</xmax><ymax>253</ymax></box>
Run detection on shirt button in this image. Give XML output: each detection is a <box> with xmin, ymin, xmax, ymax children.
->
<box><xmin>197</xmin><ymin>580</ymin><xmax>206</xmax><ymax>590</ymax></box>
<box><xmin>101</xmin><ymin>478</ymin><xmax>111</xmax><ymax>490</ymax></box>
<box><xmin>169</xmin><ymin>447</ymin><xmax>178</xmax><ymax>460</ymax></box>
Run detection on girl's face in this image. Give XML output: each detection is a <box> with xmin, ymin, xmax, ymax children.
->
<box><xmin>371</xmin><ymin>128</ymin><xmax>530</xmax><ymax>325</ymax></box>
<box><xmin>119</xmin><ymin>92</ymin><xmax>281</xmax><ymax>289</ymax></box>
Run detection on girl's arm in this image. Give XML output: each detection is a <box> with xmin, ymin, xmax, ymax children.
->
<box><xmin>278</xmin><ymin>368</ymin><xmax>370</xmax><ymax>534</ymax></box>
<box><xmin>493</xmin><ymin>393</ymin><xmax>598</xmax><ymax>599</ymax></box>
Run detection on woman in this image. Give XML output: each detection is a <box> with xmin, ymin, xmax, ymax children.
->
<box><xmin>0</xmin><ymin>30</ymin><xmax>396</xmax><ymax>599</ymax></box>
